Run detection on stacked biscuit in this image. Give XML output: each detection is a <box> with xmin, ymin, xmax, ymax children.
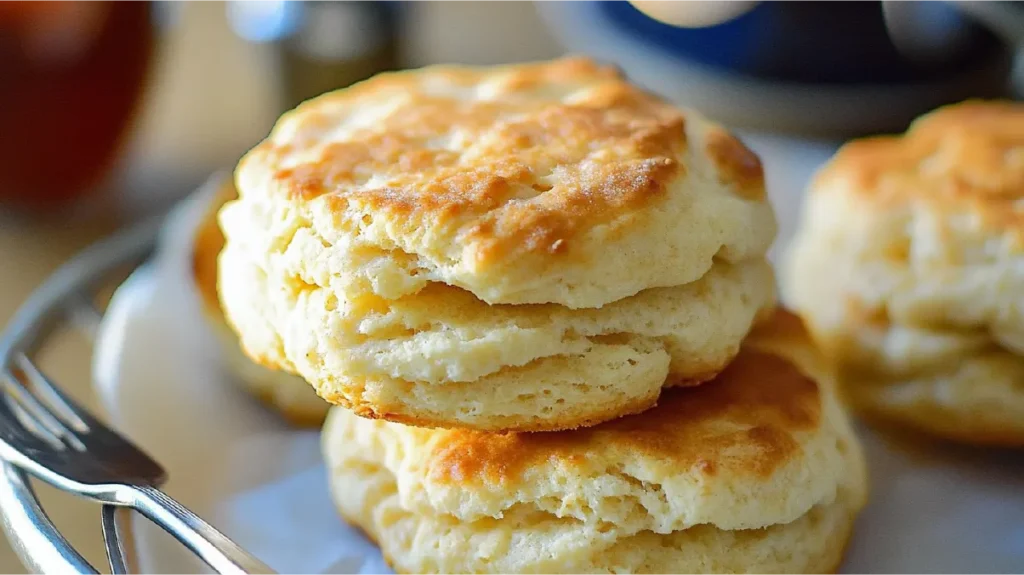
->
<box><xmin>322</xmin><ymin>312</ymin><xmax>865</xmax><ymax>573</ymax></box>
<box><xmin>218</xmin><ymin>58</ymin><xmax>867</xmax><ymax>573</ymax></box>
<box><xmin>785</xmin><ymin>100</ymin><xmax>1024</xmax><ymax>447</ymax></box>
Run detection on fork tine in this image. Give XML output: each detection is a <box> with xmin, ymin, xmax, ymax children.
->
<box><xmin>10</xmin><ymin>354</ymin><xmax>167</xmax><ymax>486</ymax></box>
<box><xmin>1</xmin><ymin>370</ymin><xmax>83</xmax><ymax>451</ymax></box>
<box><xmin>13</xmin><ymin>353</ymin><xmax>90</xmax><ymax>433</ymax></box>
<box><xmin>3</xmin><ymin>398</ymin><xmax>66</xmax><ymax>452</ymax></box>
<box><xmin>0</xmin><ymin>391</ymin><xmax>57</xmax><ymax>449</ymax></box>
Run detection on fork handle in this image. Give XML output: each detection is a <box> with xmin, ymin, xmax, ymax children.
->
<box><xmin>127</xmin><ymin>485</ymin><xmax>275</xmax><ymax>574</ymax></box>
<box><xmin>0</xmin><ymin>462</ymin><xmax>98</xmax><ymax>574</ymax></box>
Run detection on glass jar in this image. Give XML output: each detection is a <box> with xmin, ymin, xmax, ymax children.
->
<box><xmin>0</xmin><ymin>2</ymin><xmax>154</xmax><ymax>209</ymax></box>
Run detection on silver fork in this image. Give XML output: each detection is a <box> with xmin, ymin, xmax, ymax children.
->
<box><xmin>0</xmin><ymin>216</ymin><xmax>274</xmax><ymax>574</ymax></box>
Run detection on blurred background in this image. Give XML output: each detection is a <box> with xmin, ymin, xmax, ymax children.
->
<box><xmin>4</xmin><ymin>1</ymin><xmax>1023</xmax><ymax>219</ymax></box>
<box><xmin>0</xmin><ymin>1</ymin><xmax>1022</xmax><ymax>571</ymax></box>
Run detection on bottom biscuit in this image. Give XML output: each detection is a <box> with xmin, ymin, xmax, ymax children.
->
<box><xmin>332</xmin><ymin>466</ymin><xmax>860</xmax><ymax>574</ymax></box>
<box><xmin>323</xmin><ymin>310</ymin><xmax>867</xmax><ymax>573</ymax></box>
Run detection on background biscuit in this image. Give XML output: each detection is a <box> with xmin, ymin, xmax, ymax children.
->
<box><xmin>784</xmin><ymin>100</ymin><xmax>1024</xmax><ymax>446</ymax></box>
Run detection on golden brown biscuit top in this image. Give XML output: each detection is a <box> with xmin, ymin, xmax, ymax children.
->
<box><xmin>191</xmin><ymin>180</ymin><xmax>236</xmax><ymax>311</ymax></box>
<box><xmin>423</xmin><ymin>310</ymin><xmax>820</xmax><ymax>486</ymax></box>
<box><xmin>815</xmin><ymin>100</ymin><xmax>1024</xmax><ymax>232</ymax></box>
<box><xmin>238</xmin><ymin>57</ymin><xmax>763</xmax><ymax>266</ymax></box>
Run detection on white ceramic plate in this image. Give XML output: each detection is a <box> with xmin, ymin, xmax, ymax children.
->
<box><xmin>92</xmin><ymin>138</ymin><xmax>1024</xmax><ymax>573</ymax></box>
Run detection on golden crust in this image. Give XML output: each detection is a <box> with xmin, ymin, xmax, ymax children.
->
<box><xmin>329</xmin><ymin>310</ymin><xmax>838</xmax><ymax>516</ymax></box>
<box><xmin>423</xmin><ymin>320</ymin><xmax>819</xmax><ymax>487</ymax></box>
<box><xmin>246</xmin><ymin>57</ymin><xmax>690</xmax><ymax>263</ymax></box>
<box><xmin>321</xmin><ymin>309</ymin><xmax>868</xmax><ymax>572</ymax></box>
<box><xmin>815</xmin><ymin>100</ymin><xmax>1024</xmax><ymax>240</ymax></box>
<box><xmin>704</xmin><ymin>123</ymin><xmax>765</xmax><ymax>201</ymax></box>
<box><xmin>232</xmin><ymin>56</ymin><xmax>774</xmax><ymax>308</ymax></box>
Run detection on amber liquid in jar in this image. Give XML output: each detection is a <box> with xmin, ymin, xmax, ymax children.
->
<box><xmin>0</xmin><ymin>1</ymin><xmax>153</xmax><ymax>208</ymax></box>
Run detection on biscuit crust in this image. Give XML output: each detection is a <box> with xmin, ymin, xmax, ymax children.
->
<box><xmin>322</xmin><ymin>310</ymin><xmax>867</xmax><ymax>573</ymax></box>
<box><xmin>228</xmin><ymin>57</ymin><xmax>775</xmax><ymax>308</ymax></box>
<box><xmin>221</xmin><ymin>57</ymin><xmax>776</xmax><ymax>430</ymax></box>
<box><xmin>816</xmin><ymin>100</ymin><xmax>1024</xmax><ymax>234</ymax></box>
<box><xmin>323</xmin><ymin>310</ymin><xmax>860</xmax><ymax>530</ymax></box>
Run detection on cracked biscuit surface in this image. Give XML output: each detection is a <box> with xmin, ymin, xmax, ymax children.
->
<box><xmin>220</xmin><ymin>57</ymin><xmax>776</xmax><ymax>431</ymax></box>
<box><xmin>224</xmin><ymin>56</ymin><xmax>774</xmax><ymax>308</ymax></box>
<box><xmin>784</xmin><ymin>100</ymin><xmax>1024</xmax><ymax>446</ymax></box>
<box><xmin>322</xmin><ymin>310</ymin><xmax>867</xmax><ymax>573</ymax></box>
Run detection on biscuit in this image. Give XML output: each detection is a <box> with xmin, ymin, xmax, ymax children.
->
<box><xmin>783</xmin><ymin>100</ymin><xmax>1024</xmax><ymax>446</ymax></box>
<box><xmin>224</xmin><ymin>56</ymin><xmax>775</xmax><ymax>309</ymax></box>
<box><xmin>322</xmin><ymin>310</ymin><xmax>868</xmax><ymax>573</ymax></box>
<box><xmin>191</xmin><ymin>179</ymin><xmax>329</xmax><ymax>426</ymax></box>
<box><xmin>219</xmin><ymin>245</ymin><xmax>774</xmax><ymax>431</ymax></box>
<box><xmin>219</xmin><ymin>57</ymin><xmax>776</xmax><ymax>431</ymax></box>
